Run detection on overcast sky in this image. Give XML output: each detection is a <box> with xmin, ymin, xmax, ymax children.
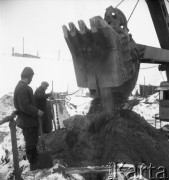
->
<box><xmin>0</xmin><ymin>0</ymin><xmax>168</xmax><ymax>96</ymax></box>
<box><xmin>0</xmin><ymin>0</ymin><xmax>164</xmax><ymax>59</ymax></box>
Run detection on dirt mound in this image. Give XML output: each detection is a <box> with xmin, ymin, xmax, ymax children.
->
<box><xmin>93</xmin><ymin>110</ymin><xmax>169</xmax><ymax>166</ymax></box>
<box><xmin>1</xmin><ymin>93</ymin><xmax>169</xmax><ymax>179</ymax></box>
<box><xmin>44</xmin><ymin>110</ymin><xmax>169</xmax><ymax>176</ymax></box>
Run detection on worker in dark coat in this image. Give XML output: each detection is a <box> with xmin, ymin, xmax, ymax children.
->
<box><xmin>13</xmin><ymin>67</ymin><xmax>44</xmax><ymax>170</ymax></box>
<box><xmin>34</xmin><ymin>81</ymin><xmax>53</xmax><ymax>133</ymax></box>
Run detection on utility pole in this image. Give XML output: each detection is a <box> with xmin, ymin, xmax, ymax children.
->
<box><xmin>12</xmin><ymin>47</ymin><xmax>14</xmax><ymax>56</ymax></box>
<box><xmin>51</xmin><ymin>81</ymin><xmax>57</xmax><ymax>131</ymax></box>
<box><xmin>58</xmin><ymin>50</ymin><xmax>60</xmax><ymax>60</ymax></box>
<box><xmin>22</xmin><ymin>37</ymin><xmax>24</xmax><ymax>56</ymax></box>
<box><xmin>144</xmin><ymin>76</ymin><xmax>146</xmax><ymax>97</ymax></box>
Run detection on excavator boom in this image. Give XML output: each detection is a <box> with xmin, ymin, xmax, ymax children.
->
<box><xmin>146</xmin><ymin>0</ymin><xmax>169</xmax><ymax>49</ymax></box>
<box><xmin>144</xmin><ymin>0</ymin><xmax>169</xmax><ymax>80</ymax></box>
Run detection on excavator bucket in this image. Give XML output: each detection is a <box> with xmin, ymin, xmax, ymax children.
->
<box><xmin>62</xmin><ymin>6</ymin><xmax>140</xmax><ymax>100</ymax></box>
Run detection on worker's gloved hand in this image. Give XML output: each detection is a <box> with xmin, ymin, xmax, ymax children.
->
<box><xmin>37</xmin><ymin>110</ymin><xmax>44</xmax><ymax>117</ymax></box>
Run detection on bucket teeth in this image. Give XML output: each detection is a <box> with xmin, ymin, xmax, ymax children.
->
<box><xmin>78</xmin><ymin>20</ymin><xmax>88</xmax><ymax>34</ymax></box>
<box><xmin>90</xmin><ymin>17</ymin><xmax>108</xmax><ymax>32</ymax></box>
<box><xmin>62</xmin><ymin>25</ymin><xmax>69</xmax><ymax>38</ymax></box>
<box><xmin>62</xmin><ymin>15</ymin><xmax>115</xmax><ymax>55</ymax></box>
<box><xmin>99</xmin><ymin>19</ymin><xmax>109</xmax><ymax>28</ymax></box>
<box><xmin>90</xmin><ymin>16</ymin><xmax>108</xmax><ymax>33</ymax></box>
<box><xmin>90</xmin><ymin>17</ymin><xmax>98</xmax><ymax>33</ymax></box>
<box><xmin>69</xmin><ymin>22</ymin><xmax>79</xmax><ymax>36</ymax></box>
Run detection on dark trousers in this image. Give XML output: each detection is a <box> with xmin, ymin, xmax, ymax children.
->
<box><xmin>22</xmin><ymin>127</ymin><xmax>38</xmax><ymax>163</ymax></box>
<box><xmin>41</xmin><ymin>112</ymin><xmax>53</xmax><ymax>133</ymax></box>
<box><xmin>41</xmin><ymin>101</ymin><xmax>53</xmax><ymax>134</ymax></box>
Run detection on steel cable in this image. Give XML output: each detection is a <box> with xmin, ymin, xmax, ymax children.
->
<box><xmin>115</xmin><ymin>0</ymin><xmax>125</xmax><ymax>8</ymax></box>
<box><xmin>127</xmin><ymin>0</ymin><xmax>140</xmax><ymax>22</ymax></box>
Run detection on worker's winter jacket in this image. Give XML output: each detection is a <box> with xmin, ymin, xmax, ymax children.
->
<box><xmin>34</xmin><ymin>86</ymin><xmax>50</xmax><ymax>111</ymax></box>
<box><xmin>34</xmin><ymin>86</ymin><xmax>53</xmax><ymax>133</ymax></box>
<box><xmin>14</xmin><ymin>80</ymin><xmax>39</xmax><ymax>128</ymax></box>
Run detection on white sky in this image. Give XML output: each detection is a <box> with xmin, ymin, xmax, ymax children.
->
<box><xmin>0</xmin><ymin>0</ymin><xmax>168</xmax><ymax>96</ymax></box>
<box><xmin>0</xmin><ymin>0</ymin><xmax>162</xmax><ymax>58</ymax></box>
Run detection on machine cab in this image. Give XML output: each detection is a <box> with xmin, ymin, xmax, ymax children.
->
<box><xmin>156</xmin><ymin>81</ymin><xmax>169</xmax><ymax>120</ymax></box>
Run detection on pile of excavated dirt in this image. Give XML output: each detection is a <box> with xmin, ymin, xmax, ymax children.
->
<box><xmin>44</xmin><ymin>110</ymin><xmax>169</xmax><ymax>177</ymax></box>
<box><xmin>1</xmin><ymin>93</ymin><xmax>169</xmax><ymax>179</ymax></box>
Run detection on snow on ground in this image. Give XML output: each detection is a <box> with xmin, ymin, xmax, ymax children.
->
<box><xmin>0</xmin><ymin>90</ymin><xmax>168</xmax><ymax>179</ymax></box>
<box><xmin>132</xmin><ymin>93</ymin><xmax>169</xmax><ymax>128</ymax></box>
<box><xmin>133</xmin><ymin>94</ymin><xmax>159</xmax><ymax>120</ymax></box>
<box><xmin>0</xmin><ymin>55</ymin><xmax>168</xmax><ymax>179</ymax></box>
<box><xmin>65</xmin><ymin>92</ymin><xmax>165</xmax><ymax>129</ymax></box>
<box><xmin>65</xmin><ymin>94</ymin><xmax>92</xmax><ymax>116</ymax></box>
<box><xmin>66</xmin><ymin>92</ymin><xmax>160</xmax><ymax>126</ymax></box>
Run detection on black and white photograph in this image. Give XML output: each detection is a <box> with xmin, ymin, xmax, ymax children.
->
<box><xmin>1</xmin><ymin>0</ymin><xmax>169</xmax><ymax>179</ymax></box>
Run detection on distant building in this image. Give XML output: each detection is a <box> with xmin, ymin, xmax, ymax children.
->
<box><xmin>139</xmin><ymin>84</ymin><xmax>158</xmax><ymax>97</ymax></box>
<box><xmin>12</xmin><ymin>53</ymin><xmax>40</xmax><ymax>59</ymax></box>
<box><xmin>12</xmin><ymin>47</ymin><xmax>40</xmax><ymax>59</ymax></box>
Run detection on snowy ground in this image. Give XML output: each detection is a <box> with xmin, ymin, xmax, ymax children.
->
<box><xmin>0</xmin><ymin>55</ymin><xmax>168</xmax><ymax>179</ymax></box>
<box><xmin>132</xmin><ymin>93</ymin><xmax>169</xmax><ymax>128</ymax></box>
<box><xmin>133</xmin><ymin>94</ymin><xmax>159</xmax><ymax>122</ymax></box>
<box><xmin>0</xmin><ymin>91</ymin><xmax>167</xmax><ymax>179</ymax></box>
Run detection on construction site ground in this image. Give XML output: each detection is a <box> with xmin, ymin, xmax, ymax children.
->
<box><xmin>0</xmin><ymin>92</ymin><xmax>169</xmax><ymax>179</ymax></box>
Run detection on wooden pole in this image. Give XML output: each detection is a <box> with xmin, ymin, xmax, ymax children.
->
<box><xmin>9</xmin><ymin>119</ymin><xmax>21</xmax><ymax>180</ymax></box>
<box><xmin>38</xmin><ymin>117</ymin><xmax>46</xmax><ymax>152</ymax></box>
<box><xmin>51</xmin><ymin>81</ymin><xmax>57</xmax><ymax>131</ymax></box>
<box><xmin>144</xmin><ymin>76</ymin><xmax>146</xmax><ymax>97</ymax></box>
<box><xmin>22</xmin><ymin>37</ymin><xmax>24</xmax><ymax>56</ymax></box>
<box><xmin>12</xmin><ymin>47</ymin><xmax>14</xmax><ymax>56</ymax></box>
<box><xmin>55</xmin><ymin>102</ymin><xmax>60</xmax><ymax>129</ymax></box>
<box><xmin>58</xmin><ymin>50</ymin><xmax>60</xmax><ymax>60</ymax></box>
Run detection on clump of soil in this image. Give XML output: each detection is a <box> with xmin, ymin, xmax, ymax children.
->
<box><xmin>44</xmin><ymin>110</ymin><xmax>169</xmax><ymax>175</ymax></box>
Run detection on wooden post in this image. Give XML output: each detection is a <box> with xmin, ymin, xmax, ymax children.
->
<box><xmin>9</xmin><ymin>119</ymin><xmax>21</xmax><ymax>180</ymax></box>
<box><xmin>58</xmin><ymin>50</ymin><xmax>60</xmax><ymax>60</ymax></box>
<box><xmin>38</xmin><ymin>117</ymin><xmax>46</xmax><ymax>152</ymax></box>
<box><xmin>56</xmin><ymin>101</ymin><xmax>60</xmax><ymax>129</ymax></box>
<box><xmin>22</xmin><ymin>37</ymin><xmax>24</xmax><ymax>56</ymax></box>
<box><xmin>144</xmin><ymin>76</ymin><xmax>146</xmax><ymax>97</ymax></box>
<box><xmin>12</xmin><ymin>47</ymin><xmax>14</xmax><ymax>56</ymax></box>
<box><xmin>51</xmin><ymin>81</ymin><xmax>57</xmax><ymax>131</ymax></box>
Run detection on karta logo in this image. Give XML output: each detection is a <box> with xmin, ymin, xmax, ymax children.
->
<box><xmin>107</xmin><ymin>162</ymin><xmax>168</xmax><ymax>180</ymax></box>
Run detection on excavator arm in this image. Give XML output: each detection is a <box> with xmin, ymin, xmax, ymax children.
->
<box><xmin>146</xmin><ymin>0</ymin><xmax>169</xmax><ymax>49</ymax></box>
<box><xmin>140</xmin><ymin>0</ymin><xmax>169</xmax><ymax>80</ymax></box>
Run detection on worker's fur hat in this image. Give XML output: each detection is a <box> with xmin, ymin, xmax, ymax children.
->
<box><xmin>21</xmin><ymin>67</ymin><xmax>34</xmax><ymax>78</ymax></box>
